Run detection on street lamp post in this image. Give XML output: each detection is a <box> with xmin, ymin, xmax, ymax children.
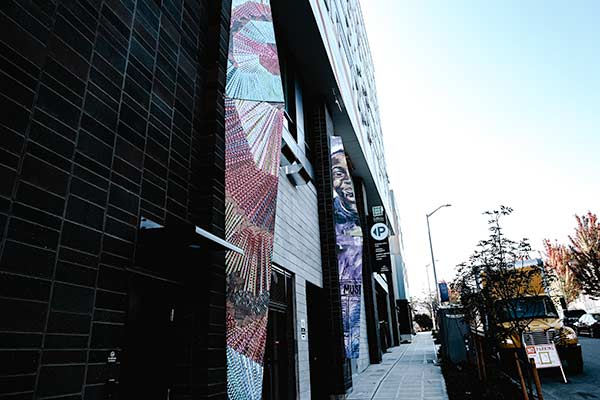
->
<box><xmin>426</xmin><ymin>204</ymin><xmax>451</xmax><ymax>305</ymax></box>
<box><xmin>424</xmin><ymin>263</ymin><xmax>434</xmax><ymax>324</ymax></box>
<box><xmin>424</xmin><ymin>262</ymin><xmax>439</xmax><ymax>305</ymax></box>
<box><xmin>424</xmin><ymin>263</ymin><xmax>433</xmax><ymax>304</ymax></box>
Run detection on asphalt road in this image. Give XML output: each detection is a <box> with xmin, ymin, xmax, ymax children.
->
<box><xmin>540</xmin><ymin>337</ymin><xmax>600</xmax><ymax>400</ymax></box>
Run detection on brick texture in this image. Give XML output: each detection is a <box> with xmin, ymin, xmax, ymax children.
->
<box><xmin>272</xmin><ymin>164</ymin><xmax>322</xmax><ymax>400</ymax></box>
<box><xmin>354</xmin><ymin>177</ymin><xmax>383</xmax><ymax>366</ymax></box>
<box><xmin>307</xmin><ymin>102</ymin><xmax>351</xmax><ymax>395</ymax></box>
<box><xmin>0</xmin><ymin>0</ymin><xmax>229</xmax><ymax>398</ymax></box>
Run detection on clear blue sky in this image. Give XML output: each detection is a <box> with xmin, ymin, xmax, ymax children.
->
<box><xmin>361</xmin><ymin>0</ymin><xmax>600</xmax><ymax>297</ymax></box>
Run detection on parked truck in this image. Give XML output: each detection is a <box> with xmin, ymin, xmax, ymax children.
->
<box><xmin>484</xmin><ymin>259</ymin><xmax>583</xmax><ymax>372</ymax></box>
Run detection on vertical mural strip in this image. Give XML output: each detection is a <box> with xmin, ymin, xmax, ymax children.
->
<box><xmin>224</xmin><ymin>0</ymin><xmax>285</xmax><ymax>398</ymax></box>
<box><xmin>331</xmin><ymin>136</ymin><xmax>364</xmax><ymax>359</ymax></box>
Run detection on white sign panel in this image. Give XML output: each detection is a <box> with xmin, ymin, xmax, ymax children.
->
<box><xmin>372</xmin><ymin>206</ymin><xmax>384</xmax><ymax>218</ymax></box>
<box><xmin>526</xmin><ymin>343</ymin><xmax>562</xmax><ymax>369</ymax></box>
<box><xmin>300</xmin><ymin>319</ymin><xmax>307</xmax><ymax>340</ymax></box>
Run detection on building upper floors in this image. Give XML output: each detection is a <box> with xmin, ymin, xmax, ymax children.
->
<box><xmin>269</xmin><ymin>0</ymin><xmax>393</xmax><ymax>220</ymax></box>
<box><xmin>308</xmin><ymin>0</ymin><xmax>391</xmax><ymax>214</ymax></box>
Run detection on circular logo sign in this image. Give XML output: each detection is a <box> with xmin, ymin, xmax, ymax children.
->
<box><xmin>370</xmin><ymin>223</ymin><xmax>389</xmax><ymax>241</ymax></box>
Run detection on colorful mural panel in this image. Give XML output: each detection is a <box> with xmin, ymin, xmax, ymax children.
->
<box><xmin>224</xmin><ymin>0</ymin><xmax>285</xmax><ymax>398</ymax></box>
<box><xmin>227</xmin><ymin>0</ymin><xmax>284</xmax><ymax>103</ymax></box>
<box><xmin>331</xmin><ymin>136</ymin><xmax>364</xmax><ymax>359</ymax></box>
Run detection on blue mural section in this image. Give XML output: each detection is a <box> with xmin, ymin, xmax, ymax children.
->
<box><xmin>331</xmin><ymin>136</ymin><xmax>364</xmax><ymax>358</ymax></box>
<box><xmin>226</xmin><ymin>0</ymin><xmax>285</xmax><ymax>103</ymax></box>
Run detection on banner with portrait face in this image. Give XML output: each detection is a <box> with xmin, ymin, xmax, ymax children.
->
<box><xmin>331</xmin><ymin>136</ymin><xmax>363</xmax><ymax>359</ymax></box>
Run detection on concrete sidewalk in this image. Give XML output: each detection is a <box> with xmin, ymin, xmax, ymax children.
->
<box><xmin>348</xmin><ymin>332</ymin><xmax>448</xmax><ymax>400</ymax></box>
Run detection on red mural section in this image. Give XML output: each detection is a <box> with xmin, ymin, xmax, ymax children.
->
<box><xmin>224</xmin><ymin>99</ymin><xmax>284</xmax><ymax>363</ymax></box>
<box><xmin>224</xmin><ymin>99</ymin><xmax>284</xmax><ymax>398</ymax></box>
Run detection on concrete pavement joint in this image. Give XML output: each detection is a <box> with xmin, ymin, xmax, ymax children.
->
<box><xmin>349</xmin><ymin>333</ymin><xmax>448</xmax><ymax>400</ymax></box>
<box><xmin>368</xmin><ymin>346</ymin><xmax>411</xmax><ymax>399</ymax></box>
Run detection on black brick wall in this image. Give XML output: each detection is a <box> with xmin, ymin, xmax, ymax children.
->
<box><xmin>354</xmin><ymin>177</ymin><xmax>383</xmax><ymax>365</ymax></box>
<box><xmin>0</xmin><ymin>0</ymin><xmax>229</xmax><ymax>398</ymax></box>
<box><xmin>198</xmin><ymin>2</ymin><xmax>230</xmax><ymax>397</ymax></box>
<box><xmin>308</xmin><ymin>102</ymin><xmax>351</xmax><ymax>395</ymax></box>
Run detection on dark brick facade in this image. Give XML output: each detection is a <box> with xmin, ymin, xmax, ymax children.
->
<box><xmin>309</xmin><ymin>103</ymin><xmax>391</xmax><ymax>393</ymax></box>
<box><xmin>196</xmin><ymin>0</ymin><xmax>230</xmax><ymax>398</ymax></box>
<box><xmin>0</xmin><ymin>0</ymin><xmax>229</xmax><ymax>398</ymax></box>
<box><xmin>308</xmin><ymin>102</ymin><xmax>351</xmax><ymax>395</ymax></box>
<box><xmin>354</xmin><ymin>177</ymin><xmax>383</xmax><ymax>365</ymax></box>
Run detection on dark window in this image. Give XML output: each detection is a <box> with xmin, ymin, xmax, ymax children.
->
<box><xmin>496</xmin><ymin>296</ymin><xmax>559</xmax><ymax>322</ymax></box>
<box><xmin>280</xmin><ymin>53</ymin><xmax>296</xmax><ymax>140</ymax></box>
<box><xmin>272</xmin><ymin>11</ymin><xmax>296</xmax><ymax>141</ymax></box>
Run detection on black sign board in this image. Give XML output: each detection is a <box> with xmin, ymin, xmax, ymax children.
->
<box><xmin>373</xmin><ymin>241</ymin><xmax>391</xmax><ymax>273</ymax></box>
<box><xmin>369</xmin><ymin>206</ymin><xmax>391</xmax><ymax>274</ymax></box>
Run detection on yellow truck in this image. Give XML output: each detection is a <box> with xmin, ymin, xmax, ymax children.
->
<box><xmin>486</xmin><ymin>259</ymin><xmax>583</xmax><ymax>372</ymax></box>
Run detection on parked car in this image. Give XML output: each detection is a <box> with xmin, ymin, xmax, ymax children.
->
<box><xmin>564</xmin><ymin>309</ymin><xmax>587</xmax><ymax>329</ymax></box>
<box><xmin>576</xmin><ymin>313</ymin><xmax>600</xmax><ymax>338</ymax></box>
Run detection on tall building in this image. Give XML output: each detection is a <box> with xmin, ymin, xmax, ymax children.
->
<box><xmin>0</xmin><ymin>0</ymin><xmax>405</xmax><ymax>399</ymax></box>
<box><xmin>310</xmin><ymin>0</ymin><xmax>391</xmax><ymax>215</ymax></box>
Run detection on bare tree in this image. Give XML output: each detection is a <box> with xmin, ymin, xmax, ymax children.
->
<box><xmin>411</xmin><ymin>292</ymin><xmax>436</xmax><ymax>323</ymax></box>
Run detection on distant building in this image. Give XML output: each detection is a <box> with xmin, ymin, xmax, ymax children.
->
<box><xmin>388</xmin><ymin>190</ymin><xmax>413</xmax><ymax>342</ymax></box>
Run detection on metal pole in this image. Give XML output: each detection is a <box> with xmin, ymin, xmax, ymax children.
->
<box><xmin>425</xmin><ymin>264</ymin><xmax>432</xmax><ymax>300</ymax></box>
<box><xmin>529</xmin><ymin>359</ymin><xmax>544</xmax><ymax>400</ymax></box>
<box><xmin>424</xmin><ymin>264</ymin><xmax>434</xmax><ymax>324</ymax></box>
<box><xmin>426</xmin><ymin>215</ymin><xmax>441</xmax><ymax>305</ymax></box>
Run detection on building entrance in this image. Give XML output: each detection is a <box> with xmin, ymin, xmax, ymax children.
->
<box><xmin>262</xmin><ymin>266</ymin><xmax>296</xmax><ymax>400</ymax></box>
<box><xmin>120</xmin><ymin>272</ymin><xmax>192</xmax><ymax>400</ymax></box>
<box><xmin>306</xmin><ymin>282</ymin><xmax>328</xmax><ymax>399</ymax></box>
<box><xmin>376</xmin><ymin>282</ymin><xmax>392</xmax><ymax>353</ymax></box>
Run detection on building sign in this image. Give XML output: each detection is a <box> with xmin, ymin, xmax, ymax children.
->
<box><xmin>107</xmin><ymin>351</ymin><xmax>117</xmax><ymax>363</ymax></box>
<box><xmin>439</xmin><ymin>281</ymin><xmax>450</xmax><ymax>302</ymax></box>
<box><xmin>370</xmin><ymin>223</ymin><xmax>389</xmax><ymax>241</ymax></box>
<box><xmin>300</xmin><ymin>319</ymin><xmax>307</xmax><ymax>340</ymax></box>
<box><xmin>372</xmin><ymin>206</ymin><xmax>385</xmax><ymax>222</ymax></box>
<box><xmin>331</xmin><ymin>136</ymin><xmax>363</xmax><ymax>359</ymax></box>
<box><xmin>369</xmin><ymin>206</ymin><xmax>391</xmax><ymax>274</ymax></box>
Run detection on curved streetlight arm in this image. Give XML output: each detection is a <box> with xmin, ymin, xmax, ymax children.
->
<box><xmin>426</xmin><ymin>203</ymin><xmax>452</xmax><ymax>308</ymax></box>
<box><xmin>427</xmin><ymin>204</ymin><xmax>452</xmax><ymax>218</ymax></box>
